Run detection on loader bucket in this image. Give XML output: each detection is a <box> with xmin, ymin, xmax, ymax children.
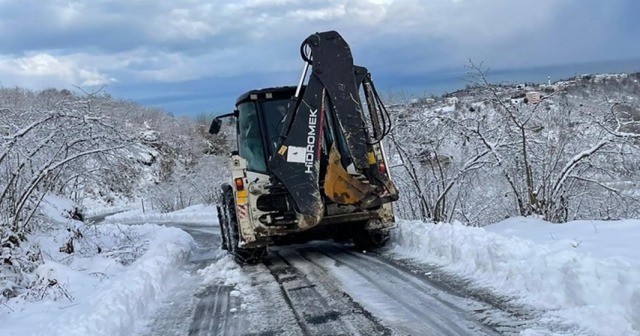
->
<box><xmin>324</xmin><ymin>144</ymin><xmax>377</xmax><ymax>206</ymax></box>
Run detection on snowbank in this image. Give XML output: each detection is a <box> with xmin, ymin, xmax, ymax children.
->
<box><xmin>1</xmin><ymin>223</ymin><xmax>194</xmax><ymax>336</ymax></box>
<box><xmin>83</xmin><ymin>204</ymin><xmax>139</xmax><ymax>219</ymax></box>
<box><xmin>198</xmin><ymin>255</ymin><xmax>249</xmax><ymax>288</ymax></box>
<box><xmin>81</xmin><ymin>195</ymin><xmax>140</xmax><ymax>218</ymax></box>
<box><xmin>39</xmin><ymin>194</ymin><xmax>83</xmax><ymax>223</ymax></box>
<box><xmin>390</xmin><ymin>219</ymin><xmax>640</xmax><ymax>336</ymax></box>
<box><xmin>486</xmin><ymin>216</ymin><xmax>640</xmax><ymax>267</ymax></box>
<box><xmin>102</xmin><ymin>204</ymin><xmax>218</xmax><ymax>225</ymax></box>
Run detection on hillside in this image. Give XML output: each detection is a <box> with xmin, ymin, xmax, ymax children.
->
<box><xmin>0</xmin><ymin>87</ymin><xmax>230</xmax><ymax>303</ymax></box>
<box><xmin>384</xmin><ymin>69</ymin><xmax>640</xmax><ymax>226</ymax></box>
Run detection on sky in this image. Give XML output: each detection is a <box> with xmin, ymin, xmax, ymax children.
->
<box><xmin>1</xmin><ymin>0</ymin><xmax>640</xmax><ymax>117</ymax></box>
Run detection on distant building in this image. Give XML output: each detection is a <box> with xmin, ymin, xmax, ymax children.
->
<box><xmin>426</xmin><ymin>98</ymin><xmax>436</xmax><ymax>104</ymax></box>
<box><xmin>526</xmin><ymin>91</ymin><xmax>541</xmax><ymax>104</ymax></box>
<box><xmin>446</xmin><ymin>97</ymin><xmax>459</xmax><ymax>105</ymax></box>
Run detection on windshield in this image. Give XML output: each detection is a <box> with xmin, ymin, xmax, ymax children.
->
<box><xmin>237</xmin><ymin>101</ymin><xmax>267</xmax><ymax>173</ymax></box>
<box><xmin>236</xmin><ymin>97</ymin><xmax>352</xmax><ymax>173</ymax></box>
<box><xmin>260</xmin><ymin>99</ymin><xmax>290</xmax><ymax>156</ymax></box>
<box><xmin>259</xmin><ymin>97</ymin><xmax>352</xmax><ymax>164</ymax></box>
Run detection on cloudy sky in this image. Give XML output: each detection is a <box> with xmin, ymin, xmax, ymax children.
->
<box><xmin>1</xmin><ymin>0</ymin><xmax>639</xmax><ymax>116</ymax></box>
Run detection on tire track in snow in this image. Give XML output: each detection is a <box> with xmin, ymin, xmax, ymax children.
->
<box><xmin>265</xmin><ymin>249</ymin><xmax>394</xmax><ymax>336</ymax></box>
<box><xmin>188</xmin><ymin>284</ymin><xmax>249</xmax><ymax>336</ymax></box>
<box><xmin>370</xmin><ymin>251</ymin><xmax>536</xmax><ymax>335</ymax></box>
<box><xmin>138</xmin><ymin>224</ymin><xmax>301</xmax><ymax>336</ymax></box>
<box><xmin>294</xmin><ymin>244</ymin><xmax>503</xmax><ymax>336</ymax></box>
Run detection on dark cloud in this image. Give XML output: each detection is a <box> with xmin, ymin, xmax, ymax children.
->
<box><xmin>0</xmin><ymin>1</ymin><xmax>145</xmax><ymax>54</ymax></box>
<box><xmin>0</xmin><ymin>0</ymin><xmax>638</xmax><ymax>115</ymax></box>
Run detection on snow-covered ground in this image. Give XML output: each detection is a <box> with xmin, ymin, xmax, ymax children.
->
<box><xmin>102</xmin><ymin>204</ymin><xmax>218</xmax><ymax>225</ymax></box>
<box><xmin>486</xmin><ymin>217</ymin><xmax>640</xmax><ymax>267</ymax></box>
<box><xmin>81</xmin><ymin>195</ymin><xmax>141</xmax><ymax>218</ymax></box>
<box><xmin>8</xmin><ymin>193</ymin><xmax>639</xmax><ymax>336</ymax></box>
<box><xmin>197</xmin><ymin>255</ymin><xmax>258</xmax><ymax>306</ymax></box>
<box><xmin>1</xmin><ymin>196</ymin><xmax>195</xmax><ymax>336</ymax></box>
<box><xmin>390</xmin><ymin>218</ymin><xmax>640</xmax><ymax>336</ymax></box>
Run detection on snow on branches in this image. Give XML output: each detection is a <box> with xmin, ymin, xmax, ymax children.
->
<box><xmin>385</xmin><ymin>64</ymin><xmax>640</xmax><ymax>225</ymax></box>
<box><xmin>0</xmin><ymin>86</ymin><xmax>233</xmax><ymax>302</ymax></box>
<box><xmin>0</xmin><ymin>88</ymin><xmax>137</xmax><ymax>300</ymax></box>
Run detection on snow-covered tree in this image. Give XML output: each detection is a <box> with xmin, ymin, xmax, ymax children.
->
<box><xmin>385</xmin><ymin>66</ymin><xmax>640</xmax><ymax>225</ymax></box>
<box><xmin>0</xmin><ymin>87</ymin><xmax>232</xmax><ymax>301</ymax></box>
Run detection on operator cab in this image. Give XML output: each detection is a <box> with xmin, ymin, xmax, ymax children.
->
<box><xmin>211</xmin><ymin>86</ymin><xmax>352</xmax><ymax>178</ymax></box>
<box><xmin>234</xmin><ymin>86</ymin><xmax>295</xmax><ymax>174</ymax></box>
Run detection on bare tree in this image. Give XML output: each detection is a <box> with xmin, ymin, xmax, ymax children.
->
<box><xmin>385</xmin><ymin>63</ymin><xmax>640</xmax><ymax>225</ymax></box>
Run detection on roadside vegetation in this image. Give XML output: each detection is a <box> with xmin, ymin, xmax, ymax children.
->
<box><xmin>3</xmin><ymin>68</ymin><xmax>640</xmax><ymax>304</ymax></box>
<box><xmin>385</xmin><ymin>65</ymin><xmax>640</xmax><ymax>226</ymax></box>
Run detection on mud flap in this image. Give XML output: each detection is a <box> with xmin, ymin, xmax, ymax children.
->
<box><xmin>324</xmin><ymin>144</ymin><xmax>378</xmax><ymax>206</ymax></box>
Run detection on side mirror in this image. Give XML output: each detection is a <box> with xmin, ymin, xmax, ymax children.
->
<box><xmin>209</xmin><ymin>118</ymin><xmax>222</xmax><ymax>135</ymax></box>
<box><xmin>209</xmin><ymin>110</ymin><xmax>237</xmax><ymax>135</ymax></box>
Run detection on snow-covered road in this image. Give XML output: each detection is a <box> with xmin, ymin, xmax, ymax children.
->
<box><xmin>135</xmin><ymin>223</ymin><xmax>539</xmax><ymax>336</ymax></box>
<box><xmin>267</xmin><ymin>244</ymin><xmax>505</xmax><ymax>336</ymax></box>
<box><xmin>6</xmin><ymin>202</ymin><xmax>634</xmax><ymax>335</ymax></box>
<box><xmin>136</xmin><ymin>224</ymin><xmax>303</xmax><ymax>336</ymax></box>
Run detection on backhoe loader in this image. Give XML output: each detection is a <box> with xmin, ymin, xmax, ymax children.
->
<box><xmin>209</xmin><ymin>30</ymin><xmax>399</xmax><ymax>264</ymax></box>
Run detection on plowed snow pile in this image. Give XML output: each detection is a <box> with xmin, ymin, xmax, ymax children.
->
<box><xmin>0</xmin><ymin>196</ymin><xmax>195</xmax><ymax>336</ymax></box>
<box><xmin>390</xmin><ymin>218</ymin><xmax>640</xmax><ymax>336</ymax></box>
<box><xmin>102</xmin><ymin>204</ymin><xmax>218</xmax><ymax>225</ymax></box>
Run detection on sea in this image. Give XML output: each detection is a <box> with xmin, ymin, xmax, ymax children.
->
<box><xmin>154</xmin><ymin>57</ymin><xmax>640</xmax><ymax>117</ymax></box>
<box><xmin>374</xmin><ymin>57</ymin><xmax>640</xmax><ymax>100</ymax></box>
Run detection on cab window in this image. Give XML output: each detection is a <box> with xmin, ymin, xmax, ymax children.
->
<box><xmin>237</xmin><ymin>102</ymin><xmax>267</xmax><ymax>173</ymax></box>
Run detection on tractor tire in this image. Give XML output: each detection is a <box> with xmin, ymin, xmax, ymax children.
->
<box><xmin>352</xmin><ymin>222</ymin><xmax>390</xmax><ymax>251</ymax></box>
<box><xmin>216</xmin><ymin>204</ymin><xmax>228</xmax><ymax>250</ymax></box>
<box><xmin>221</xmin><ymin>188</ymin><xmax>268</xmax><ymax>265</ymax></box>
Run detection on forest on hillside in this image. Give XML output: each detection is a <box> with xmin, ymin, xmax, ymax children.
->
<box><xmin>385</xmin><ymin>68</ymin><xmax>640</xmax><ymax>226</ymax></box>
<box><xmin>0</xmin><ymin>87</ymin><xmax>231</xmax><ymax>300</ymax></box>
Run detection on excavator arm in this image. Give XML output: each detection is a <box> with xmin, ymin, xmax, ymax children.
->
<box><xmin>268</xmin><ymin>30</ymin><xmax>398</xmax><ymax>229</ymax></box>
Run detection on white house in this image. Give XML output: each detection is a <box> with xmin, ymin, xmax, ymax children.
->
<box><xmin>446</xmin><ymin>97</ymin><xmax>459</xmax><ymax>105</ymax></box>
<box><xmin>526</xmin><ymin>91</ymin><xmax>541</xmax><ymax>104</ymax></box>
